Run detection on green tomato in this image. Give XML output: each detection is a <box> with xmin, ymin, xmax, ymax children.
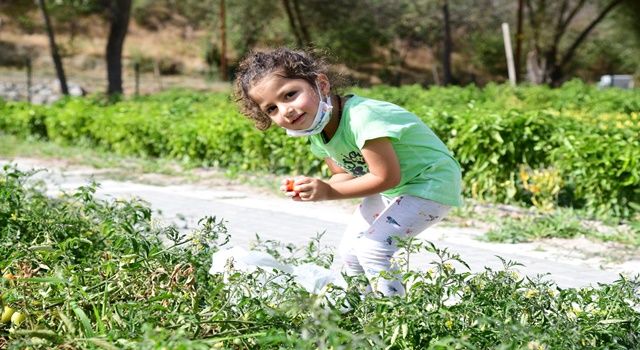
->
<box><xmin>11</xmin><ymin>311</ymin><xmax>26</xmax><ymax>326</ymax></box>
<box><xmin>1</xmin><ymin>305</ymin><xmax>15</xmax><ymax>324</ymax></box>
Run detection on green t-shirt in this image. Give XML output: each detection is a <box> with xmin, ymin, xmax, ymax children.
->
<box><xmin>309</xmin><ymin>95</ymin><xmax>462</xmax><ymax>206</ymax></box>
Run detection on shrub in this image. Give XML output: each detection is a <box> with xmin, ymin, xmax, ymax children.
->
<box><xmin>1</xmin><ymin>82</ymin><xmax>639</xmax><ymax>218</ymax></box>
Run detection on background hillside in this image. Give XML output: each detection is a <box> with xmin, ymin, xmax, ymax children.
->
<box><xmin>1</xmin><ymin>0</ymin><xmax>639</xmax><ymax>96</ymax></box>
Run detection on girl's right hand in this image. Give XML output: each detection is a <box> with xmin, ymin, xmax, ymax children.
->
<box><xmin>281</xmin><ymin>178</ymin><xmax>300</xmax><ymax>198</ymax></box>
<box><xmin>288</xmin><ymin>176</ymin><xmax>333</xmax><ymax>201</ymax></box>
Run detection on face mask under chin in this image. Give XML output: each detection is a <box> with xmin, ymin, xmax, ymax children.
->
<box><xmin>285</xmin><ymin>84</ymin><xmax>333</xmax><ymax>137</ymax></box>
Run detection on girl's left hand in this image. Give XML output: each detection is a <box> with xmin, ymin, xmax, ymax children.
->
<box><xmin>290</xmin><ymin>176</ymin><xmax>332</xmax><ymax>201</ymax></box>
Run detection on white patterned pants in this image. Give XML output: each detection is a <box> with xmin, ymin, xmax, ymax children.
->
<box><xmin>338</xmin><ymin>194</ymin><xmax>450</xmax><ymax>296</ymax></box>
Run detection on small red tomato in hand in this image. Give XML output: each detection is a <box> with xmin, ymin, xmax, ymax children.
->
<box><xmin>286</xmin><ymin>179</ymin><xmax>295</xmax><ymax>192</ymax></box>
<box><xmin>285</xmin><ymin>178</ymin><xmax>301</xmax><ymax>199</ymax></box>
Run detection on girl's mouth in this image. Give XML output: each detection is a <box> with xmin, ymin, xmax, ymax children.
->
<box><xmin>291</xmin><ymin>113</ymin><xmax>305</xmax><ymax>125</ymax></box>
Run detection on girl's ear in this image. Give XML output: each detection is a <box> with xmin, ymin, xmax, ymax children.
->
<box><xmin>316</xmin><ymin>73</ymin><xmax>331</xmax><ymax>95</ymax></box>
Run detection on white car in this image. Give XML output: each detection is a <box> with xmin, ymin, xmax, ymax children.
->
<box><xmin>597</xmin><ymin>74</ymin><xmax>634</xmax><ymax>89</ymax></box>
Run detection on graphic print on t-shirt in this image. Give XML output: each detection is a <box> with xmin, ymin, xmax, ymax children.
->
<box><xmin>336</xmin><ymin>151</ymin><xmax>368</xmax><ymax>176</ymax></box>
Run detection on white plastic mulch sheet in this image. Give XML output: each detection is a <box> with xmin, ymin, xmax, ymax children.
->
<box><xmin>209</xmin><ymin>246</ymin><xmax>347</xmax><ymax>295</ymax></box>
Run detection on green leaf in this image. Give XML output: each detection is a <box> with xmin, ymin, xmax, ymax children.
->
<box><xmin>490</xmin><ymin>130</ymin><xmax>503</xmax><ymax>144</ymax></box>
<box><xmin>22</xmin><ymin>276</ymin><xmax>68</xmax><ymax>285</ymax></box>
<box><xmin>12</xmin><ymin>329</ymin><xmax>59</xmax><ymax>341</ymax></box>
<box><xmin>72</xmin><ymin>304</ymin><xmax>95</xmax><ymax>338</ymax></box>
<box><xmin>85</xmin><ymin>338</ymin><xmax>119</xmax><ymax>350</ymax></box>
<box><xmin>59</xmin><ymin>310</ymin><xmax>77</xmax><ymax>335</ymax></box>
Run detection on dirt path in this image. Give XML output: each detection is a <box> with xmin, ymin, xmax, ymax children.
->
<box><xmin>3</xmin><ymin>156</ymin><xmax>639</xmax><ymax>288</ymax></box>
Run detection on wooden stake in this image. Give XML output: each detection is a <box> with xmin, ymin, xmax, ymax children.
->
<box><xmin>134</xmin><ymin>61</ymin><xmax>140</xmax><ymax>96</ymax></box>
<box><xmin>25</xmin><ymin>57</ymin><xmax>32</xmax><ymax>103</ymax></box>
<box><xmin>502</xmin><ymin>22</ymin><xmax>516</xmax><ymax>86</ymax></box>
<box><xmin>154</xmin><ymin>59</ymin><xmax>163</xmax><ymax>91</ymax></box>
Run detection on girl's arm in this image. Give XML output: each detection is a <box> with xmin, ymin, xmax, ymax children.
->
<box><xmin>324</xmin><ymin>158</ymin><xmax>355</xmax><ymax>183</ymax></box>
<box><xmin>295</xmin><ymin>137</ymin><xmax>401</xmax><ymax>201</ymax></box>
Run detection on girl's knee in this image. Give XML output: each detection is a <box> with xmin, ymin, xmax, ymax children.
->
<box><xmin>338</xmin><ymin>238</ymin><xmax>364</xmax><ymax>274</ymax></box>
<box><xmin>353</xmin><ymin>239</ymin><xmax>395</xmax><ymax>269</ymax></box>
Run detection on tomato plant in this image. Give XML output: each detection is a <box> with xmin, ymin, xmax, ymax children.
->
<box><xmin>0</xmin><ymin>165</ymin><xmax>638</xmax><ymax>349</ymax></box>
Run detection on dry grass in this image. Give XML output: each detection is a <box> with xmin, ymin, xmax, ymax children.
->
<box><xmin>0</xmin><ymin>11</ymin><xmax>231</xmax><ymax>95</ymax></box>
<box><xmin>1</xmin><ymin>16</ymin><xmax>210</xmax><ymax>72</ymax></box>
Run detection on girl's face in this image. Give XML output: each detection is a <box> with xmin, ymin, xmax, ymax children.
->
<box><xmin>248</xmin><ymin>72</ymin><xmax>330</xmax><ymax>130</ymax></box>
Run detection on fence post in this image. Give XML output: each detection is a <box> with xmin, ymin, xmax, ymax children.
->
<box><xmin>502</xmin><ymin>22</ymin><xmax>516</xmax><ymax>87</ymax></box>
<box><xmin>25</xmin><ymin>56</ymin><xmax>32</xmax><ymax>103</ymax></box>
<box><xmin>431</xmin><ymin>65</ymin><xmax>441</xmax><ymax>86</ymax></box>
<box><xmin>153</xmin><ymin>59</ymin><xmax>163</xmax><ymax>91</ymax></box>
<box><xmin>134</xmin><ymin>61</ymin><xmax>140</xmax><ymax>97</ymax></box>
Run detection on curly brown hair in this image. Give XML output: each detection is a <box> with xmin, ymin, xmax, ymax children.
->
<box><xmin>233</xmin><ymin>47</ymin><xmax>339</xmax><ymax>131</ymax></box>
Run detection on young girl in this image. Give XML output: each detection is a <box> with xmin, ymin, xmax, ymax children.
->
<box><xmin>233</xmin><ymin>47</ymin><xmax>462</xmax><ymax>296</ymax></box>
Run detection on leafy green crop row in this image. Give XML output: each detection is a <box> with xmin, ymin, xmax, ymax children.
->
<box><xmin>358</xmin><ymin>81</ymin><xmax>640</xmax><ymax>219</ymax></box>
<box><xmin>0</xmin><ymin>80</ymin><xmax>638</xmax><ymax>218</ymax></box>
<box><xmin>1</xmin><ymin>166</ymin><xmax>639</xmax><ymax>349</ymax></box>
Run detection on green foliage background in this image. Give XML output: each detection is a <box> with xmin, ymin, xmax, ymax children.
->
<box><xmin>1</xmin><ymin>81</ymin><xmax>639</xmax><ymax>218</ymax></box>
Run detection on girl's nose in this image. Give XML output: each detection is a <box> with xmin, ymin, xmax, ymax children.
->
<box><xmin>283</xmin><ymin>105</ymin><xmax>296</xmax><ymax>120</ymax></box>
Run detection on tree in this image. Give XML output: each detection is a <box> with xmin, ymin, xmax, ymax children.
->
<box><xmin>219</xmin><ymin>0</ymin><xmax>227</xmax><ymax>81</ymax></box>
<box><xmin>441</xmin><ymin>0</ymin><xmax>453</xmax><ymax>85</ymax></box>
<box><xmin>281</xmin><ymin>0</ymin><xmax>311</xmax><ymax>47</ymax></box>
<box><xmin>613</xmin><ymin>1</ymin><xmax>640</xmax><ymax>43</ymax></box>
<box><xmin>37</xmin><ymin>0</ymin><xmax>69</xmax><ymax>95</ymax></box>
<box><xmin>282</xmin><ymin>0</ymin><xmax>400</xmax><ymax>65</ymax></box>
<box><xmin>106</xmin><ymin>0</ymin><xmax>132</xmax><ymax>95</ymax></box>
<box><xmin>515</xmin><ymin>0</ymin><xmax>525</xmax><ymax>81</ymax></box>
<box><xmin>525</xmin><ymin>0</ymin><xmax>625</xmax><ymax>86</ymax></box>
<box><xmin>227</xmin><ymin>1</ymin><xmax>282</xmax><ymax>58</ymax></box>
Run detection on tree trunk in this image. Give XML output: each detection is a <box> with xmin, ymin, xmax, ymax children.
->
<box><xmin>219</xmin><ymin>0</ymin><xmax>228</xmax><ymax>81</ymax></box>
<box><xmin>549</xmin><ymin>0</ymin><xmax>623</xmax><ymax>86</ymax></box>
<box><xmin>37</xmin><ymin>0</ymin><xmax>68</xmax><ymax>95</ymax></box>
<box><xmin>526</xmin><ymin>49</ymin><xmax>546</xmax><ymax>84</ymax></box>
<box><xmin>291</xmin><ymin>0</ymin><xmax>311</xmax><ymax>45</ymax></box>
<box><xmin>441</xmin><ymin>0</ymin><xmax>453</xmax><ymax>85</ymax></box>
<box><xmin>106</xmin><ymin>0</ymin><xmax>132</xmax><ymax>96</ymax></box>
<box><xmin>515</xmin><ymin>0</ymin><xmax>524</xmax><ymax>82</ymax></box>
<box><xmin>282</xmin><ymin>0</ymin><xmax>305</xmax><ymax>47</ymax></box>
<box><xmin>525</xmin><ymin>0</ymin><xmax>623</xmax><ymax>86</ymax></box>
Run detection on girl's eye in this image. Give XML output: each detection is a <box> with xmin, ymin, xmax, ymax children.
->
<box><xmin>285</xmin><ymin>91</ymin><xmax>297</xmax><ymax>99</ymax></box>
<box><xmin>265</xmin><ymin>106</ymin><xmax>276</xmax><ymax>115</ymax></box>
